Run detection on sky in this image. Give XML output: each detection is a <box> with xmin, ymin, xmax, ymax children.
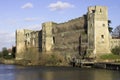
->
<box><xmin>0</xmin><ymin>0</ymin><xmax>120</xmax><ymax>51</ymax></box>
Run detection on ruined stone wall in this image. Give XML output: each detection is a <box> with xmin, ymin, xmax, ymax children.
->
<box><xmin>16</xmin><ymin>29</ymin><xmax>42</xmax><ymax>60</ymax></box>
<box><xmin>30</xmin><ymin>30</ymin><xmax>42</xmax><ymax>52</ymax></box>
<box><xmin>42</xmin><ymin>22</ymin><xmax>57</xmax><ymax>52</ymax></box>
<box><xmin>16</xmin><ymin>29</ymin><xmax>33</xmax><ymax>60</ymax></box>
<box><xmin>24</xmin><ymin>29</ymin><xmax>33</xmax><ymax>48</ymax></box>
<box><xmin>52</xmin><ymin>16</ymin><xmax>87</xmax><ymax>58</ymax></box>
<box><xmin>87</xmin><ymin>7</ymin><xmax>95</xmax><ymax>51</ymax></box>
<box><xmin>16</xmin><ymin>29</ymin><xmax>25</xmax><ymax>60</ymax></box>
<box><xmin>110</xmin><ymin>38</ymin><xmax>120</xmax><ymax>49</ymax></box>
<box><xmin>16</xmin><ymin>6</ymin><xmax>116</xmax><ymax>60</ymax></box>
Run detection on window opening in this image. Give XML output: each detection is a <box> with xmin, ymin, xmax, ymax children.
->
<box><xmin>101</xmin><ymin>35</ymin><xmax>104</xmax><ymax>39</ymax></box>
<box><xmin>100</xmin><ymin>8</ymin><xmax>102</xmax><ymax>13</ymax></box>
<box><xmin>53</xmin><ymin>37</ymin><xmax>55</xmax><ymax>44</ymax></box>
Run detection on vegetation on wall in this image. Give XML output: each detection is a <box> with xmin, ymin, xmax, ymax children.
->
<box><xmin>23</xmin><ymin>47</ymin><xmax>39</xmax><ymax>65</ymax></box>
<box><xmin>111</xmin><ymin>46</ymin><xmax>120</xmax><ymax>55</ymax></box>
<box><xmin>39</xmin><ymin>52</ymin><xmax>67</xmax><ymax>66</ymax></box>
<box><xmin>22</xmin><ymin>48</ymin><xmax>67</xmax><ymax>66</ymax></box>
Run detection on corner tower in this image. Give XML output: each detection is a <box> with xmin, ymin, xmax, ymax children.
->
<box><xmin>16</xmin><ymin>29</ymin><xmax>33</xmax><ymax>60</ymax></box>
<box><xmin>87</xmin><ymin>6</ymin><xmax>110</xmax><ymax>56</ymax></box>
<box><xmin>16</xmin><ymin>29</ymin><xmax>25</xmax><ymax>60</ymax></box>
<box><xmin>42</xmin><ymin>22</ymin><xmax>56</xmax><ymax>52</ymax></box>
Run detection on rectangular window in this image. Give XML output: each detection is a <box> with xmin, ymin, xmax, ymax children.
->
<box><xmin>53</xmin><ymin>37</ymin><xmax>55</xmax><ymax>44</ymax></box>
<box><xmin>100</xmin><ymin>8</ymin><xmax>102</xmax><ymax>13</ymax></box>
<box><xmin>101</xmin><ymin>35</ymin><xmax>104</xmax><ymax>39</ymax></box>
<box><xmin>101</xmin><ymin>35</ymin><xmax>104</xmax><ymax>43</ymax></box>
<box><xmin>103</xmin><ymin>24</ymin><xmax>105</xmax><ymax>27</ymax></box>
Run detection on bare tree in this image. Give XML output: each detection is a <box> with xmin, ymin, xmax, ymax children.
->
<box><xmin>108</xmin><ymin>20</ymin><xmax>113</xmax><ymax>33</ymax></box>
<box><xmin>112</xmin><ymin>25</ymin><xmax>120</xmax><ymax>37</ymax></box>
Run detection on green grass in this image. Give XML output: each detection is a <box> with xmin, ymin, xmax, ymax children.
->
<box><xmin>100</xmin><ymin>54</ymin><xmax>120</xmax><ymax>60</ymax></box>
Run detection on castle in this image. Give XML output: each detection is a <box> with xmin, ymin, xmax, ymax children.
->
<box><xmin>16</xmin><ymin>6</ymin><xmax>120</xmax><ymax>60</ymax></box>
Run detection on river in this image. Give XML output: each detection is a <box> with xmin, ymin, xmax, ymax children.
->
<box><xmin>0</xmin><ymin>64</ymin><xmax>120</xmax><ymax>80</ymax></box>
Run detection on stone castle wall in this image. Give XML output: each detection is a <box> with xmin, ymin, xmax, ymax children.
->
<box><xmin>16</xmin><ymin>29</ymin><xmax>42</xmax><ymax>60</ymax></box>
<box><xmin>87</xmin><ymin>6</ymin><xmax>111</xmax><ymax>56</ymax></box>
<box><xmin>110</xmin><ymin>38</ymin><xmax>120</xmax><ymax>49</ymax></box>
<box><xmin>41</xmin><ymin>15</ymin><xmax>88</xmax><ymax>58</ymax></box>
<box><xmin>16</xmin><ymin>6</ymin><xmax>120</xmax><ymax>60</ymax></box>
<box><xmin>16</xmin><ymin>29</ymin><xmax>33</xmax><ymax>60</ymax></box>
<box><xmin>52</xmin><ymin>16</ymin><xmax>87</xmax><ymax>58</ymax></box>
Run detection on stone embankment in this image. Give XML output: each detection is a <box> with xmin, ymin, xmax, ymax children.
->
<box><xmin>72</xmin><ymin>59</ymin><xmax>120</xmax><ymax>70</ymax></box>
<box><xmin>0</xmin><ymin>59</ymin><xmax>15</xmax><ymax>64</ymax></box>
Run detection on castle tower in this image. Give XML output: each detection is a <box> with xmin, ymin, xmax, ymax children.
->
<box><xmin>16</xmin><ymin>29</ymin><xmax>33</xmax><ymax>60</ymax></box>
<box><xmin>16</xmin><ymin>29</ymin><xmax>25</xmax><ymax>60</ymax></box>
<box><xmin>87</xmin><ymin>6</ymin><xmax>110</xmax><ymax>56</ymax></box>
<box><xmin>42</xmin><ymin>22</ymin><xmax>56</xmax><ymax>52</ymax></box>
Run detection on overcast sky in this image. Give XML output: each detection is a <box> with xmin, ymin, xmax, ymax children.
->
<box><xmin>0</xmin><ymin>0</ymin><xmax>120</xmax><ymax>51</ymax></box>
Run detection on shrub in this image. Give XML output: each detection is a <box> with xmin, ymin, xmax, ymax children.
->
<box><xmin>111</xmin><ymin>46</ymin><xmax>120</xmax><ymax>55</ymax></box>
<box><xmin>39</xmin><ymin>53</ymin><xmax>67</xmax><ymax>66</ymax></box>
<box><xmin>22</xmin><ymin>47</ymin><xmax>39</xmax><ymax>65</ymax></box>
<box><xmin>3</xmin><ymin>55</ymin><xmax>14</xmax><ymax>59</ymax></box>
<box><xmin>0</xmin><ymin>53</ymin><xmax>2</xmax><ymax>58</ymax></box>
<box><xmin>19</xmin><ymin>48</ymin><xmax>67</xmax><ymax>66</ymax></box>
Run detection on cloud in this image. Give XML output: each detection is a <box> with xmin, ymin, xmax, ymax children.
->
<box><xmin>48</xmin><ymin>1</ymin><xmax>74</xmax><ymax>11</ymax></box>
<box><xmin>30</xmin><ymin>24</ymin><xmax>42</xmax><ymax>30</ymax></box>
<box><xmin>21</xmin><ymin>2</ymin><xmax>33</xmax><ymax>9</ymax></box>
<box><xmin>0</xmin><ymin>31</ymin><xmax>8</xmax><ymax>35</ymax></box>
<box><xmin>0</xmin><ymin>31</ymin><xmax>15</xmax><ymax>50</ymax></box>
<box><xmin>0</xmin><ymin>19</ymin><xmax>17</xmax><ymax>26</ymax></box>
<box><xmin>0</xmin><ymin>31</ymin><xmax>15</xmax><ymax>43</ymax></box>
<box><xmin>24</xmin><ymin>17</ymin><xmax>39</xmax><ymax>22</ymax></box>
<box><xmin>6</xmin><ymin>20</ymin><xmax>17</xmax><ymax>26</ymax></box>
<box><xmin>22</xmin><ymin>24</ymin><xmax>41</xmax><ymax>30</ymax></box>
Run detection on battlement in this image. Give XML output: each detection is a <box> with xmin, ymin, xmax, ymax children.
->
<box><xmin>88</xmin><ymin>6</ymin><xmax>107</xmax><ymax>13</ymax></box>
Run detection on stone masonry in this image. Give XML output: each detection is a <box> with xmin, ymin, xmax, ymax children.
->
<box><xmin>16</xmin><ymin>6</ymin><xmax>120</xmax><ymax>60</ymax></box>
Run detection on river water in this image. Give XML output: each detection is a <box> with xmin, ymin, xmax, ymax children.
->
<box><xmin>0</xmin><ymin>64</ymin><xmax>120</xmax><ymax>80</ymax></box>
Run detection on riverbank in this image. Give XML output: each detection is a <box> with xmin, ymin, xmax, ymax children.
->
<box><xmin>72</xmin><ymin>58</ymin><xmax>120</xmax><ymax>71</ymax></box>
<box><xmin>0</xmin><ymin>58</ymin><xmax>120</xmax><ymax>71</ymax></box>
<box><xmin>0</xmin><ymin>58</ymin><xmax>15</xmax><ymax>64</ymax></box>
<box><xmin>0</xmin><ymin>58</ymin><xmax>69</xmax><ymax>67</ymax></box>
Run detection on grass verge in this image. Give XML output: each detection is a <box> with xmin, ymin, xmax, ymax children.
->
<box><xmin>100</xmin><ymin>54</ymin><xmax>120</xmax><ymax>60</ymax></box>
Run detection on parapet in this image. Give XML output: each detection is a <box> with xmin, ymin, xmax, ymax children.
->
<box><xmin>88</xmin><ymin>6</ymin><xmax>107</xmax><ymax>14</ymax></box>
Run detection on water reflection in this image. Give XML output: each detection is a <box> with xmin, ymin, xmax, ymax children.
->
<box><xmin>0</xmin><ymin>64</ymin><xmax>120</xmax><ymax>80</ymax></box>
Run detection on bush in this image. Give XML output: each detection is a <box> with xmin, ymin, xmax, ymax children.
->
<box><xmin>21</xmin><ymin>47</ymin><xmax>39</xmax><ymax>65</ymax></box>
<box><xmin>19</xmin><ymin>48</ymin><xmax>67</xmax><ymax>66</ymax></box>
<box><xmin>111</xmin><ymin>46</ymin><xmax>120</xmax><ymax>55</ymax></box>
<box><xmin>3</xmin><ymin>54</ymin><xmax>14</xmax><ymax>59</ymax></box>
<box><xmin>39</xmin><ymin>53</ymin><xmax>67</xmax><ymax>66</ymax></box>
<box><xmin>0</xmin><ymin>53</ymin><xmax>2</xmax><ymax>58</ymax></box>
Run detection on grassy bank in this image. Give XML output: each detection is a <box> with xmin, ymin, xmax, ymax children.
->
<box><xmin>99</xmin><ymin>54</ymin><xmax>120</xmax><ymax>62</ymax></box>
<box><xmin>100</xmin><ymin>54</ymin><xmax>120</xmax><ymax>60</ymax></box>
